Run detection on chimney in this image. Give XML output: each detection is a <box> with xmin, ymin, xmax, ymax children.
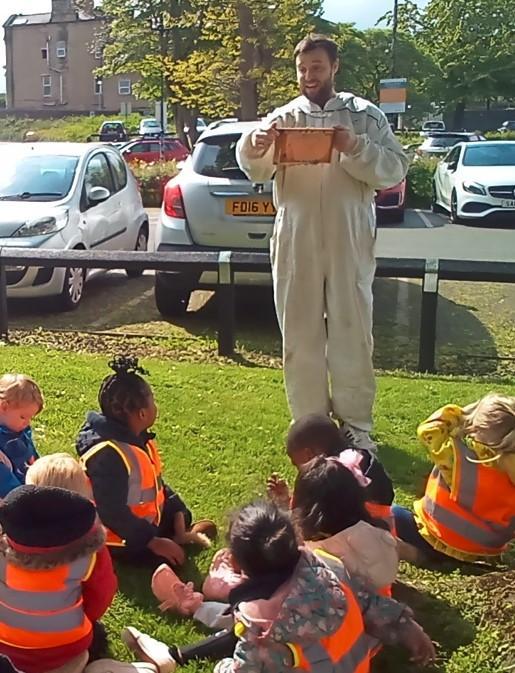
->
<box><xmin>51</xmin><ymin>0</ymin><xmax>77</xmax><ymax>22</ymax></box>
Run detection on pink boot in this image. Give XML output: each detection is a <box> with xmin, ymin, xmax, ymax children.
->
<box><xmin>151</xmin><ymin>564</ymin><xmax>204</xmax><ymax>616</ymax></box>
<box><xmin>202</xmin><ymin>548</ymin><xmax>244</xmax><ymax>602</ymax></box>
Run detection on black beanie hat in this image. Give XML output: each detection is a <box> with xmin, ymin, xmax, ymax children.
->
<box><xmin>0</xmin><ymin>655</ymin><xmax>22</xmax><ymax>672</ymax></box>
<box><xmin>0</xmin><ymin>485</ymin><xmax>96</xmax><ymax>550</ymax></box>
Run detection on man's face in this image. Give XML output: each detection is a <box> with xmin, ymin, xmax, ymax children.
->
<box><xmin>296</xmin><ymin>48</ymin><xmax>338</xmax><ymax>105</ymax></box>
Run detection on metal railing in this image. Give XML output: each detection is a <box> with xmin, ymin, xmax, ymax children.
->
<box><xmin>0</xmin><ymin>247</ymin><xmax>514</xmax><ymax>373</ymax></box>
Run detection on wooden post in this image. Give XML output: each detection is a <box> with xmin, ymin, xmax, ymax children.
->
<box><xmin>0</xmin><ymin>260</ymin><xmax>8</xmax><ymax>341</ymax></box>
<box><xmin>217</xmin><ymin>251</ymin><xmax>235</xmax><ymax>356</ymax></box>
<box><xmin>418</xmin><ymin>259</ymin><xmax>439</xmax><ymax>373</ymax></box>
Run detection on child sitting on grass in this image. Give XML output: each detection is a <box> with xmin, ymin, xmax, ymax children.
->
<box><xmin>76</xmin><ymin>356</ymin><xmax>216</xmax><ymax>569</ymax></box>
<box><xmin>122</xmin><ymin>501</ymin><xmax>435</xmax><ymax>673</ymax></box>
<box><xmin>0</xmin><ymin>374</ymin><xmax>43</xmax><ymax>498</ymax></box>
<box><xmin>394</xmin><ymin>393</ymin><xmax>515</xmax><ymax>565</ymax></box>
<box><xmin>267</xmin><ymin>414</ymin><xmax>395</xmax><ymax>531</ymax></box>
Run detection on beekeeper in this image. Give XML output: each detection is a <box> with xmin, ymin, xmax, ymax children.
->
<box><xmin>236</xmin><ymin>34</ymin><xmax>408</xmax><ymax>453</ymax></box>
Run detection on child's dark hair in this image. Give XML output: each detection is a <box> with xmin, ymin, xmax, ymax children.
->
<box><xmin>229</xmin><ymin>500</ymin><xmax>300</xmax><ymax>577</ymax></box>
<box><xmin>98</xmin><ymin>356</ymin><xmax>151</xmax><ymax>423</ymax></box>
<box><xmin>293</xmin><ymin>457</ymin><xmax>388</xmax><ymax>540</ymax></box>
<box><xmin>287</xmin><ymin>414</ymin><xmax>342</xmax><ymax>457</ymax></box>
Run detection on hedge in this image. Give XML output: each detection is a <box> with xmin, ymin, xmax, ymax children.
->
<box><xmin>406</xmin><ymin>156</ymin><xmax>439</xmax><ymax>209</ymax></box>
<box><xmin>129</xmin><ymin>159</ymin><xmax>179</xmax><ymax>207</ymax></box>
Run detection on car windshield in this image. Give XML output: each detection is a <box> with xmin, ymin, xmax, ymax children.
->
<box><xmin>0</xmin><ymin>152</ymin><xmax>79</xmax><ymax>201</ymax></box>
<box><xmin>463</xmin><ymin>144</ymin><xmax>515</xmax><ymax>166</ymax></box>
<box><xmin>192</xmin><ymin>134</ymin><xmax>247</xmax><ymax>180</ymax></box>
<box><xmin>424</xmin><ymin>122</ymin><xmax>443</xmax><ymax>129</ymax></box>
<box><xmin>427</xmin><ymin>136</ymin><xmax>464</xmax><ymax>148</ymax></box>
<box><xmin>144</xmin><ymin>120</ymin><xmax>160</xmax><ymax>127</ymax></box>
<box><xmin>103</xmin><ymin>124</ymin><xmax>121</xmax><ymax>131</ymax></box>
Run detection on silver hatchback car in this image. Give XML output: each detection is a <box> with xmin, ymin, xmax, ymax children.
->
<box><xmin>155</xmin><ymin>122</ymin><xmax>274</xmax><ymax>316</ymax></box>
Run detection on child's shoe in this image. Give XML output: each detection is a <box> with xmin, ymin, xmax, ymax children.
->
<box><xmin>202</xmin><ymin>548</ymin><xmax>243</xmax><ymax>602</ymax></box>
<box><xmin>151</xmin><ymin>563</ymin><xmax>204</xmax><ymax>615</ymax></box>
<box><xmin>85</xmin><ymin>660</ymin><xmax>158</xmax><ymax>673</ymax></box>
<box><xmin>121</xmin><ymin>627</ymin><xmax>177</xmax><ymax>673</ymax></box>
<box><xmin>184</xmin><ymin>519</ymin><xmax>218</xmax><ymax>548</ymax></box>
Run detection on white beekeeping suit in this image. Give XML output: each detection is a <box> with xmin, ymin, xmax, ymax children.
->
<box><xmin>236</xmin><ymin>92</ymin><xmax>408</xmax><ymax>433</ymax></box>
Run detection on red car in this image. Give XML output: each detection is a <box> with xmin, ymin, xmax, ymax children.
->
<box><xmin>375</xmin><ymin>178</ymin><xmax>406</xmax><ymax>223</ymax></box>
<box><xmin>121</xmin><ymin>138</ymin><xmax>189</xmax><ymax>164</ymax></box>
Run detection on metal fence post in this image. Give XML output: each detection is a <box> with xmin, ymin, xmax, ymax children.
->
<box><xmin>0</xmin><ymin>258</ymin><xmax>8</xmax><ymax>341</ymax></box>
<box><xmin>418</xmin><ymin>258</ymin><xmax>439</xmax><ymax>373</ymax></box>
<box><xmin>217</xmin><ymin>251</ymin><xmax>235</xmax><ymax>356</ymax></box>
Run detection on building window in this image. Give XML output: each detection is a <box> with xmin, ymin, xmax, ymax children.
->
<box><xmin>42</xmin><ymin>75</ymin><xmax>52</xmax><ymax>97</ymax></box>
<box><xmin>41</xmin><ymin>48</ymin><xmax>48</xmax><ymax>60</ymax></box>
<box><xmin>94</xmin><ymin>77</ymin><xmax>103</xmax><ymax>95</ymax></box>
<box><xmin>56</xmin><ymin>41</ymin><xmax>67</xmax><ymax>58</ymax></box>
<box><xmin>118</xmin><ymin>79</ymin><xmax>131</xmax><ymax>96</ymax></box>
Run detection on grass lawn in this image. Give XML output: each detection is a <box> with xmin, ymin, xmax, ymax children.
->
<box><xmin>0</xmin><ymin>345</ymin><xmax>513</xmax><ymax>673</ymax></box>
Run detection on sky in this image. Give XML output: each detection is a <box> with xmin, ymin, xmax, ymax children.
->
<box><xmin>0</xmin><ymin>0</ymin><xmax>430</xmax><ymax>93</ymax></box>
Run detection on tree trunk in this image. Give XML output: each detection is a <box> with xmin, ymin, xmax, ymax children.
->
<box><xmin>452</xmin><ymin>100</ymin><xmax>466</xmax><ymax>130</ymax></box>
<box><xmin>237</xmin><ymin>3</ymin><xmax>259</xmax><ymax>120</ymax></box>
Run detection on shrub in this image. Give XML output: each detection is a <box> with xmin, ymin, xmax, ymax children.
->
<box><xmin>406</xmin><ymin>156</ymin><xmax>439</xmax><ymax>209</ymax></box>
<box><xmin>129</xmin><ymin>160</ymin><xmax>179</xmax><ymax>207</ymax></box>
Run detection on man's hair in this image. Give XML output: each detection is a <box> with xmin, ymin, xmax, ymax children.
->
<box><xmin>294</xmin><ymin>34</ymin><xmax>339</xmax><ymax>64</ymax></box>
<box><xmin>0</xmin><ymin>374</ymin><xmax>43</xmax><ymax>412</ymax></box>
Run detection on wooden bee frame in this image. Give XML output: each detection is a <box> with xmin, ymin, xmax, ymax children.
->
<box><xmin>273</xmin><ymin>127</ymin><xmax>335</xmax><ymax>165</ymax></box>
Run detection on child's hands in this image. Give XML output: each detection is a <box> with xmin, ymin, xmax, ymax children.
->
<box><xmin>402</xmin><ymin>619</ymin><xmax>436</xmax><ymax>665</ymax></box>
<box><xmin>148</xmin><ymin>537</ymin><xmax>186</xmax><ymax>566</ymax></box>
<box><xmin>267</xmin><ymin>473</ymin><xmax>291</xmax><ymax>508</ymax></box>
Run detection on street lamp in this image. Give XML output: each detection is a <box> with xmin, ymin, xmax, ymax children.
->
<box><xmin>391</xmin><ymin>0</ymin><xmax>399</xmax><ymax>78</ymax></box>
<box><xmin>150</xmin><ymin>11</ymin><xmax>167</xmax><ymax>135</ymax></box>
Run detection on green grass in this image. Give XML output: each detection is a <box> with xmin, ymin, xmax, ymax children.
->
<box><xmin>0</xmin><ymin>345</ymin><xmax>513</xmax><ymax>673</ymax></box>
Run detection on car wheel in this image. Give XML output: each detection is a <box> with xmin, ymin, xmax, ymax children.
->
<box><xmin>57</xmin><ymin>265</ymin><xmax>85</xmax><ymax>311</ymax></box>
<box><xmin>431</xmin><ymin>183</ymin><xmax>444</xmax><ymax>214</ymax></box>
<box><xmin>154</xmin><ymin>272</ymin><xmax>192</xmax><ymax>317</ymax></box>
<box><xmin>450</xmin><ymin>190</ymin><xmax>463</xmax><ymax>224</ymax></box>
<box><xmin>126</xmin><ymin>225</ymin><xmax>149</xmax><ymax>278</ymax></box>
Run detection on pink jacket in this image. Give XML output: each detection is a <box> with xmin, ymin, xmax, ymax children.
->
<box><xmin>305</xmin><ymin>520</ymin><xmax>398</xmax><ymax>591</ymax></box>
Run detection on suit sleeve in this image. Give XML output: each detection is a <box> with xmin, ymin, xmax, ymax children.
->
<box><xmin>339</xmin><ymin>105</ymin><xmax>409</xmax><ymax>190</ymax></box>
<box><xmin>85</xmin><ymin>448</ymin><xmax>158</xmax><ymax>550</ymax></box>
<box><xmin>236</xmin><ymin>112</ymin><xmax>280</xmax><ymax>183</ymax></box>
<box><xmin>82</xmin><ymin>546</ymin><xmax>118</xmax><ymax>622</ymax></box>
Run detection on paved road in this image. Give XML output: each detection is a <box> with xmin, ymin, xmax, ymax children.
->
<box><xmin>148</xmin><ymin>207</ymin><xmax>515</xmax><ymax>263</ymax></box>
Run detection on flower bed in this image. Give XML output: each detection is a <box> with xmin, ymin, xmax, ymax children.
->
<box><xmin>130</xmin><ymin>160</ymin><xmax>179</xmax><ymax>207</ymax></box>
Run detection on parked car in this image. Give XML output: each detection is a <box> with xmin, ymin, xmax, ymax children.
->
<box><xmin>432</xmin><ymin>141</ymin><xmax>515</xmax><ymax>223</ymax></box>
<box><xmin>420</xmin><ymin>120</ymin><xmax>446</xmax><ymax>135</ymax></box>
<box><xmin>498</xmin><ymin>120</ymin><xmax>515</xmax><ymax>133</ymax></box>
<box><xmin>98</xmin><ymin>121</ymin><xmax>128</xmax><ymax>143</ymax></box>
<box><xmin>0</xmin><ymin>142</ymin><xmax>149</xmax><ymax>309</ymax></box>
<box><xmin>184</xmin><ymin>117</ymin><xmax>208</xmax><ymax>136</ymax></box>
<box><xmin>155</xmin><ymin>121</ymin><xmax>274</xmax><ymax>316</ymax></box>
<box><xmin>375</xmin><ymin>179</ymin><xmax>406</xmax><ymax>222</ymax></box>
<box><xmin>139</xmin><ymin>118</ymin><xmax>163</xmax><ymax>136</ymax></box>
<box><xmin>207</xmin><ymin>118</ymin><xmax>240</xmax><ymax>131</ymax></box>
<box><xmin>121</xmin><ymin>138</ymin><xmax>189</xmax><ymax>164</ymax></box>
<box><xmin>416</xmin><ymin>132</ymin><xmax>485</xmax><ymax>158</ymax></box>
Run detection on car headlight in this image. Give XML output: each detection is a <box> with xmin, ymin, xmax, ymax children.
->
<box><xmin>13</xmin><ymin>211</ymin><xmax>69</xmax><ymax>237</ymax></box>
<box><xmin>462</xmin><ymin>181</ymin><xmax>487</xmax><ymax>196</ymax></box>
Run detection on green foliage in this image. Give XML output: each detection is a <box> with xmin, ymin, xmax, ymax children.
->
<box><xmin>129</xmin><ymin>159</ymin><xmax>178</xmax><ymax>206</ymax></box>
<box><xmin>0</xmin><ymin>114</ymin><xmax>142</xmax><ymax>142</ymax></box>
<box><xmin>0</xmin><ymin>344</ymin><xmax>513</xmax><ymax>672</ymax></box>
<box><xmin>406</xmin><ymin>156</ymin><xmax>439</xmax><ymax>208</ymax></box>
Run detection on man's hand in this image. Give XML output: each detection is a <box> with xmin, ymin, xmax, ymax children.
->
<box><xmin>148</xmin><ymin>537</ymin><xmax>185</xmax><ymax>566</ymax></box>
<box><xmin>251</xmin><ymin>123</ymin><xmax>279</xmax><ymax>154</ymax></box>
<box><xmin>333</xmin><ymin>125</ymin><xmax>359</xmax><ymax>154</ymax></box>
<box><xmin>267</xmin><ymin>473</ymin><xmax>291</xmax><ymax>508</ymax></box>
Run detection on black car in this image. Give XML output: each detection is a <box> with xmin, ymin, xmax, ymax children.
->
<box><xmin>98</xmin><ymin>121</ymin><xmax>128</xmax><ymax>143</ymax></box>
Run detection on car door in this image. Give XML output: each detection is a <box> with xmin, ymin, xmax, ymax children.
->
<box><xmin>80</xmin><ymin>152</ymin><xmax>124</xmax><ymax>250</ymax></box>
<box><xmin>105</xmin><ymin>150</ymin><xmax>137</xmax><ymax>249</ymax></box>
<box><xmin>439</xmin><ymin>146</ymin><xmax>461</xmax><ymax>207</ymax></box>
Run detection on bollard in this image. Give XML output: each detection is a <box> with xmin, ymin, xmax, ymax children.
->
<box><xmin>217</xmin><ymin>251</ymin><xmax>235</xmax><ymax>356</ymax></box>
<box><xmin>418</xmin><ymin>258</ymin><xmax>439</xmax><ymax>373</ymax></box>
<box><xmin>0</xmin><ymin>259</ymin><xmax>8</xmax><ymax>341</ymax></box>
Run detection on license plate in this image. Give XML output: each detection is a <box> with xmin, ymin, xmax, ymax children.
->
<box><xmin>501</xmin><ymin>199</ymin><xmax>515</xmax><ymax>208</ymax></box>
<box><xmin>225</xmin><ymin>199</ymin><xmax>276</xmax><ymax>216</ymax></box>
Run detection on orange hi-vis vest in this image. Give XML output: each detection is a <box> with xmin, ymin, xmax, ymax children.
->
<box><xmin>235</xmin><ymin>551</ymin><xmax>371</xmax><ymax>673</ymax></box>
<box><xmin>365</xmin><ymin>502</ymin><xmax>395</xmax><ymax>535</ymax></box>
<box><xmin>81</xmin><ymin>438</ymin><xmax>166</xmax><ymax>547</ymax></box>
<box><xmin>416</xmin><ymin>436</ymin><xmax>515</xmax><ymax>556</ymax></box>
<box><xmin>0</xmin><ymin>553</ymin><xmax>96</xmax><ymax>649</ymax></box>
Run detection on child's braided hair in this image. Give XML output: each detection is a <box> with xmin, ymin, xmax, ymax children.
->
<box><xmin>98</xmin><ymin>356</ymin><xmax>152</xmax><ymax>424</ymax></box>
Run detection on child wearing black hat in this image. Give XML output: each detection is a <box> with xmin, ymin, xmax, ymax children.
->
<box><xmin>0</xmin><ymin>485</ymin><xmax>117</xmax><ymax>673</ymax></box>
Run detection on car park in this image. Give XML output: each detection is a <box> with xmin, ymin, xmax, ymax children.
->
<box><xmin>120</xmin><ymin>138</ymin><xmax>189</xmax><ymax>164</ymax></box>
<box><xmin>415</xmin><ymin>131</ymin><xmax>485</xmax><ymax>158</ymax></box>
<box><xmin>432</xmin><ymin>141</ymin><xmax>515</xmax><ymax>223</ymax></box>
<box><xmin>0</xmin><ymin>142</ymin><xmax>148</xmax><ymax>309</ymax></box>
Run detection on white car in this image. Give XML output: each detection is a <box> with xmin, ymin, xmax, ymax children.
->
<box><xmin>139</xmin><ymin>118</ymin><xmax>163</xmax><ymax>136</ymax></box>
<box><xmin>420</xmin><ymin>120</ymin><xmax>446</xmax><ymax>136</ymax></box>
<box><xmin>0</xmin><ymin>142</ymin><xmax>149</xmax><ymax>309</ymax></box>
<box><xmin>432</xmin><ymin>141</ymin><xmax>515</xmax><ymax>223</ymax></box>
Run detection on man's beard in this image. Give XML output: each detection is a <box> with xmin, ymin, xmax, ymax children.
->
<box><xmin>301</xmin><ymin>80</ymin><xmax>334</xmax><ymax>107</ymax></box>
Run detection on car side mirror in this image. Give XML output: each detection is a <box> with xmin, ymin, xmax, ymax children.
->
<box><xmin>87</xmin><ymin>185</ymin><xmax>111</xmax><ymax>204</ymax></box>
<box><xmin>447</xmin><ymin>161</ymin><xmax>458</xmax><ymax>172</ymax></box>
